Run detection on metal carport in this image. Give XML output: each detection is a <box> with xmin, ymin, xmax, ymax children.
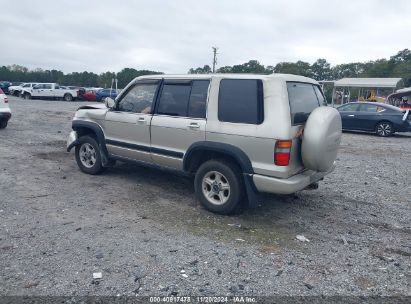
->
<box><xmin>331</xmin><ymin>78</ymin><xmax>403</xmax><ymax>106</ymax></box>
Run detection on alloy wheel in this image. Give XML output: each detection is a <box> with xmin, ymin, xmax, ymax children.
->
<box><xmin>79</xmin><ymin>143</ymin><xmax>97</xmax><ymax>168</ymax></box>
<box><xmin>202</xmin><ymin>171</ymin><xmax>231</xmax><ymax>205</ymax></box>
<box><xmin>377</xmin><ymin>123</ymin><xmax>392</xmax><ymax>136</ymax></box>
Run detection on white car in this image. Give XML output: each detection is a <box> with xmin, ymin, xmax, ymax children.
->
<box><xmin>9</xmin><ymin>82</ymin><xmax>38</xmax><ymax>96</ymax></box>
<box><xmin>0</xmin><ymin>88</ymin><xmax>11</xmax><ymax>128</ymax></box>
<box><xmin>21</xmin><ymin>83</ymin><xmax>79</xmax><ymax>101</ymax></box>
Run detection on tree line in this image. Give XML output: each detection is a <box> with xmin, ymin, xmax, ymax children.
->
<box><xmin>1</xmin><ymin>49</ymin><xmax>410</xmax><ymax>89</ymax></box>
<box><xmin>0</xmin><ymin>66</ymin><xmax>162</xmax><ymax>89</ymax></box>
<box><xmin>189</xmin><ymin>49</ymin><xmax>411</xmax><ymax>87</ymax></box>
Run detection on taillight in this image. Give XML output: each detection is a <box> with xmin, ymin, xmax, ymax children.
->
<box><xmin>274</xmin><ymin>140</ymin><xmax>292</xmax><ymax>166</ymax></box>
<box><xmin>4</xmin><ymin>98</ymin><xmax>8</xmax><ymax>103</ymax></box>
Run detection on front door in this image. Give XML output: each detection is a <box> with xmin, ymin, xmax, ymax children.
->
<box><xmin>337</xmin><ymin>103</ymin><xmax>360</xmax><ymax>130</ymax></box>
<box><xmin>104</xmin><ymin>80</ymin><xmax>160</xmax><ymax>163</ymax></box>
<box><xmin>150</xmin><ymin>79</ymin><xmax>210</xmax><ymax>169</ymax></box>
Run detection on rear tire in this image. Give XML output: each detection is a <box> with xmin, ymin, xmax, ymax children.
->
<box><xmin>194</xmin><ymin>160</ymin><xmax>244</xmax><ymax>215</ymax></box>
<box><xmin>75</xmin><ymin>136</ymin><xmax>104</xmax><ymax>175</ymax></box>
<box><xmin>0</xmin><ymin>120</ymin><xmax>7</xmax><ymax>129</ymax></box>
<box><xmin>376</xmin><ymin>121</ymin><xmax>393</xmax><ymax>137</ymax></box>
<box><xmin>64</xmin><ymin>94</ymin><xmax>73</xmax><ymax>102</ymax></box>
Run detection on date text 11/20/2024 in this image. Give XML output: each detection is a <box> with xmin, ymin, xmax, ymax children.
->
<box><xmin>149</xmin><ymin>296</ymin><xmax>257</xmax><ymax>303</ymax></box>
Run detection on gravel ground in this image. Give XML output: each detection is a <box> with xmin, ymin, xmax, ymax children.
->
<box><xmin>0</xmin><ymin>96</ymin><xmax>410</xmax><ymax>297</ymax></box>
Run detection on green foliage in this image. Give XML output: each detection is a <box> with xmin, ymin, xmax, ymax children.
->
<box><xmin>188</xmin><ymin>48</ymin><xmax>411</xmax><ymax>86</ymax></box>
<box><xmin>189</xmin><ymin>65</ymin><xmax>212</xmax><ymax>74</ymax></box>
<box><xmin>0</xmin><ymin>66</ymin><xmax>162</xmax><ymax>88</ymax></box>
<box><xmin>274</xmin><ymin>61</ymin><xmax>312</xmax><ymax>77</ymax></box>
<box><xmin>1</xmin><ymin>49</ymin><xmax>410</xmax><ymax>88</ymax></box>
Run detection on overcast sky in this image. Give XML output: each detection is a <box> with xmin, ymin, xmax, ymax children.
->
<box><xmin>1</xmin><ymin>0</ymin><xmax>410</xmax><ymax>74</ymax></box>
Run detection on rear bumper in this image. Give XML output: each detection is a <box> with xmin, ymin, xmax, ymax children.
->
<box><xmin>252</xmin><ymin>163</ymin><xmax>335</xmax><ymax>195</ymax></box>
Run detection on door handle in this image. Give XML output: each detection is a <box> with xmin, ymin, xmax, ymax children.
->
<box><xmin>188</xmin><ymin>122</ymin><xmax>200</xmax><ymax>129</ymax></box>
<box><xmin>138</xmin><ymin>117</ymin><xmax>146</xmax><ymax>123</ymax></box>
<box><xmin>348</xmin><ymin>114</ymin><xmax>355</xmax><ymax>117</ymax></box>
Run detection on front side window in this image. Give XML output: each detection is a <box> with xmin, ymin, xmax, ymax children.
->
<box><xmin>44</xmin><ymin>84</ymin><xmax>52</xmax><ymax>89</ymax></box>
<box><xmin>218</xmin><ymin>79</ymin><xmax>264</xmax><ymax>124</ymax></box>
<box><xmin>338</xmin><ymin>103</ymin><xmax>359</xmax><ymax>112</ymax></box>
<box><xmin>117</xmin><ymin>82</ymin><xmax>159</xmax><ymax>113</ymax></box>
<box><xmin>287</xmin><ymin>82</ymin><xmax>321</xmax><ymax>125</ymax></box>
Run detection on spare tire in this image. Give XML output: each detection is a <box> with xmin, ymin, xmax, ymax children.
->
<box><xmin>301</xmin><ymin>107</ymin><xmax>342</xmax><ymax>172</ymax></box>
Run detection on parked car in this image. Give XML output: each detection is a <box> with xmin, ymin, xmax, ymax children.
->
<box><xmin>337</xmin><ymin>102</ymin><xmax>411</xmax><ymax>136</ymax></box>
<box><xmin>0</xmin><ymin>81</ymin><xmax>11</xmax><ymax>94</ymax></box>
<box><xmin>67</xmin><ymin>74</ymin><xmax>342</xmax><ymax>214</ymax></box>
<box><xmin>0</xmin><ymin>88</ymin><xmax>11</xmax><ymax>128</ymax></box>
<box><xmin>21</xmin><ymin>83</ymin><xmax>79</xmax><ymax>101</ymax></box>
<box><xmin>95</xmin><ymin>89</ymin><xmax>120</xmax><ymax>101</ymax></box>
<box><xmin>9</xmin><ymin>82</ymin><xmax>38</xmax><ymax>96</ymax></box>
<box><xmin>80</xmin><ymin>90</ymin><xmax>97</xmax><ymax>101</ymax></box>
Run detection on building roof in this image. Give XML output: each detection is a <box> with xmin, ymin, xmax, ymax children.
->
<box><xmin>333</xmin><ymin>78</ymin><xmax>402</xmax><ymax>88</ymax></box>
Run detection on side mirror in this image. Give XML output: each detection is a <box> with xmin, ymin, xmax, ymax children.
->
<box><xmin>104</xmin><ymin>97</ymin><xmax>115</xmax><ymax>109</ymax></box>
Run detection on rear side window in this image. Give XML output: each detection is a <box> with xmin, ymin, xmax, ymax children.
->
<box><xmin>157</xmin><ymin>83</ymin><xmax>191</xmax><ymax>116</ymax></box>
<box><xmin>188</xmin><ymin>80</ymin><xmax>209</xmax><ymax>118</ymax></box>
<box><xmin>358</xmin><ymin>104</ymin><xmax>386</xmax><ymax>112</ymax></box>
<box><xmin>313</xmin><ymin>85</ymin><xmax>327</xmax><ymax>106</ymax></box>
<box><xmin>156</xmin><ymin>80</ymin><xmax>210</xmax><ymax>118</ymax></box>
<box><xmin>287</xmin><ymin>82</ymin><xmax>321</xmax><ymax>125</ymax></box>
<box><xmin>218</xmin><ymin>79</ymin><xmax>264</xmax><ymax>124</ymax></box>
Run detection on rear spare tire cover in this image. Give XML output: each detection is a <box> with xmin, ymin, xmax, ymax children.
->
<box><xmin>301</xmin><ymin>107</ymin><xmax>342</xmax><ymax>172</ymax></box>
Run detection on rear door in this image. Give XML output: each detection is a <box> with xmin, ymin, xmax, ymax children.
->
<box><xmin>42</xmin><ymin>84</ymin><xmax>54</xmax><ymax>98</ymax></box>
<box><xmin>150</xmin><ymin>79</ymin><xmax>209</xmax><ymax>170</ymax></box>
<box><xmin>355</xmin><ymin>103</ymin><xmax>381</xmax><ymax>131</ymax></box>
<box><xmin>287</xmin><ymin>82</ymin><xmax>324</xmax><ymax>173</ymax></box>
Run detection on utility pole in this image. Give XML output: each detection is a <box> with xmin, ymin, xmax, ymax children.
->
<box><xmin>212</xmin><ymin>47</ymin><xmax>218</xmax><ymax>73</ymax></box>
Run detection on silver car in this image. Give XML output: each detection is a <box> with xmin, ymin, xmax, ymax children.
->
<box><xmin>67</xmin><ymin>74</ymin><xmax>341</xmax><ymax>214</ymax></box>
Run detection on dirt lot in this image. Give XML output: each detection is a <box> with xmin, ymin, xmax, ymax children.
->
<box><xmin>0</xmin><ymin>96</ymin><xmax>410</xmax><ymax>297</ymax></box>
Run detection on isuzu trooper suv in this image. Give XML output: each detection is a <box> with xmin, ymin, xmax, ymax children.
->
<box><xmin>67</xmin><ymin>74</ymin><xmax>342</xmax><ymax>214</ymax></box>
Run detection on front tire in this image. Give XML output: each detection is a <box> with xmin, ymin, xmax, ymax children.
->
<box><xmin>75</xmin><ymin>136</ymin><xmax>104</xmax><ymax>175</ymax></box>
<box><xmin>24</xmin><ymin>93</ymin><xmax>31</xmax><ymax>100</ymax></box>
<box><xmin>194</xmin><ymin>160</ymin><xmax>244</xmax><ymax>215</ymax></box>
<box><xmin>0</xmin><ymin>120</ymin><xmax>7</xmax><ymax>129</ymax></box>
<box><xmin>376</xmin><ymin>121</ymin><xmax>393</xmax><ymax>137</ymax></box>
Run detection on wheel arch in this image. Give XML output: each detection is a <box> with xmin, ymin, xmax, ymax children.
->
<box><xmin>70</xmin><ymin>120</ymin><xmax>110</xmax><ymax>165</ymax></box>
<box><xmin>183</xmin><ymin>141</ymin><xmax>260</xmax><ymax>209</ymax></box>
<box><xmin>183</xmin><ymin>141</ymin><xmax>254</xmax><ymax>174</ymax></box>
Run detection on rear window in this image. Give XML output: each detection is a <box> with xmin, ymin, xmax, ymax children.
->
<box><xmin>287</xmin><ymin>82</ymin><xmax>322</xmax><ymax>125</ymax></box>
<box><xmin>218</xmin><ymin>79</ymin><xmax>263</xmax><ymax>124</ymax></box>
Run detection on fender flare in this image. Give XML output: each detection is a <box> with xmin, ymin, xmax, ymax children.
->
<box><xmin>70</xmin><ymin>120</ymin><xmax>110</xmax><ymax>166</ymax></box>
<box><xmin>183</xmin><ymin>141</ymin><xmax>261</xmax><ymax>208</ymax></box>
<box><xmin>183</xmin><ymin>141</ymin><xmax>254</xmax><ymax>174</ymax></box>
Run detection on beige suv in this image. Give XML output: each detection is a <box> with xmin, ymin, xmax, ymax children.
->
<box><xmin>67</xmin><ymin>74</ymin><xmax>341</xmax><ymax>214</ymax></box>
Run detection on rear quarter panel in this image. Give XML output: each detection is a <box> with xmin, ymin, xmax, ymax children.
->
<box><xmin>206</xmin><ymin>77</ymin><xmax>303</xmax><ymax>178</ymax></box>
